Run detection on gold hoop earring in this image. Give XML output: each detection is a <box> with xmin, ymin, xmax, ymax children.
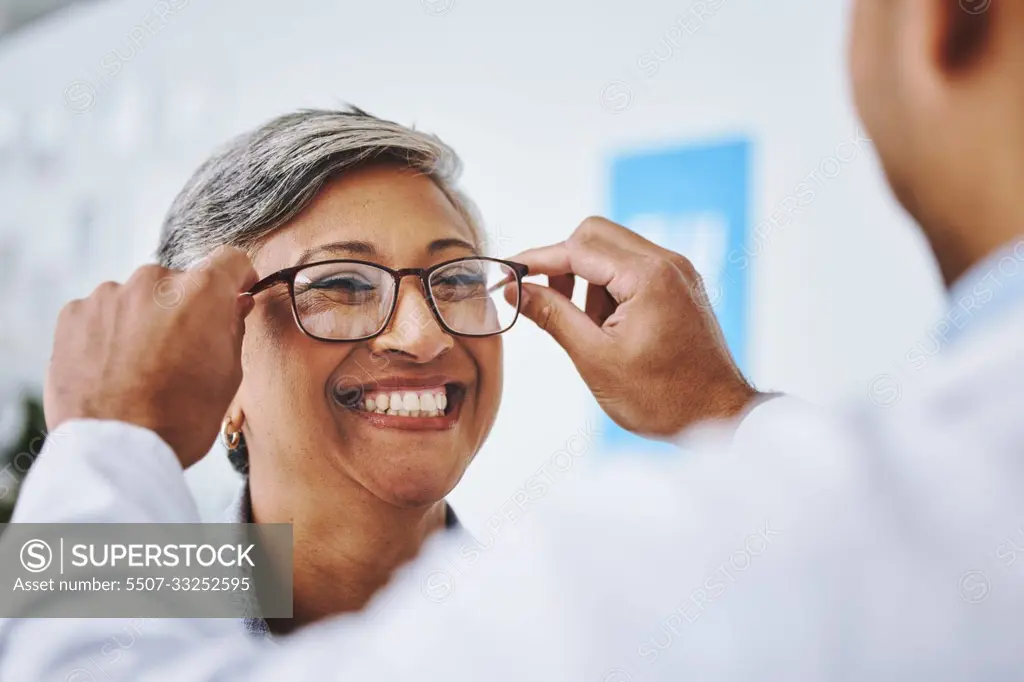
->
<box><xmin>221</xmin><ymin>417</ymin><xmax>242</xmax><ymax>451</ymax></box>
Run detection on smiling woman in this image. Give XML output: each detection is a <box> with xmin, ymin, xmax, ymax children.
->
<box><xmin>157</xmin><ymin>108</ymin><xmax>521</xmax><ymax>636</ymax></box>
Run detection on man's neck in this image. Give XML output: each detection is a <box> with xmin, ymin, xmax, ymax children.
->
<box><xmin>922</xmin><ymin>204</ymin><xmax>1024</xmax><ymax>289</ymax></box>
<box><xmin>250</xmin><ymin>474</ymin><xmax>449</xmax><ymax>634</ymax></box>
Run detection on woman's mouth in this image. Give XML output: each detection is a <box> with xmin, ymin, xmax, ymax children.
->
<box><xmin>357</xmin><ymin>386</ymin><xmax>449</xmax><ymax>417</ymax></box>
<box><xmin>331</xmin><ymin>381</ymin><xmax>465</xmax><ymax>430</ymax></box>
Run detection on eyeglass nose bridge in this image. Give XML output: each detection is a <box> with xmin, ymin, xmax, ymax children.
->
<box><xmin>390</xmin><ymin>267</ymin><xmax>436</xmax><ymax>298</ymax></box>
<box><xmin>380</xmin><ymin>268</ymin><xmax>448</xmax><ymax>339</ymax></box>
<box><xmin>383</xmin><ymin>261</ymin><xmax>529</xmax><ymax>339</ymax></box>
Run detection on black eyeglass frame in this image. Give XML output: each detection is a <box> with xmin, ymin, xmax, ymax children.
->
<box><xmin>246</xmin><ymin>256</ymin><xmax>530</xmax><ymax>342</ymax></box>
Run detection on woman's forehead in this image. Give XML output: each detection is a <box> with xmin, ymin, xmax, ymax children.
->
<box><xmin>254</xmin><ymin>166</ymin><xmax>478</xmax><ymax>272</ymax></box>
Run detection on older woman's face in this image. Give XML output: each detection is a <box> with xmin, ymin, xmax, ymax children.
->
<box><xmin>236</xmin><ymin>165</ymin><xmax>501</xmax><ymax>508</ymax></box>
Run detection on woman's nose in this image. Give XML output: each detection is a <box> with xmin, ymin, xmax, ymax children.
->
<box><xmin>369</xmin><ymin>282</ymin><xmax>454</xmax><ymax>361</ymax></box>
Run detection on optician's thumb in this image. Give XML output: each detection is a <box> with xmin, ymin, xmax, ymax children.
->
<box><xmin>518</xmin><ymin>282</ymin><xmax>605</xmax><ymax>363</ymax></box>
<box><xmin>203</xmin><ymin>245</ymin><xmax>259</xmax><ymax>295</ymax></box>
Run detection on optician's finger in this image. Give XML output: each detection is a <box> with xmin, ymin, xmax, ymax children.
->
<box><xmin>573</xmin><ymin>216</ymin><xmax>673</xmax><ymax>260</ymax></box>
<box><xmin>513</xmin><ymin>239</ymin><xmax>643</xmax><ymax>303</ymax></box>
<box><xmin>518</xmin><ymin>282</ymin><xmax>606</xmax><ymax>363</ymax></box>
<box><xmin>513</xmin><ymin>242</ymin><xmax>576</xmax><ymax>276</ymax></box>
<box><xmin>548</xmin><ymin>273</ymin><xmax>575</xmax><ymax>301</ymax></box>
<box><xmin>584</xmin><ymin>282</ymin><xmax>617</xmax><ymax>327</ymax></box>
<box><xmin>199</xmin><ymin>245</ymin><xmax>259</xmax><ymax>297</ymax></box>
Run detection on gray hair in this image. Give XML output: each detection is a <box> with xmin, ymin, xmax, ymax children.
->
<box><xmin>157</xmin><ymin>107</ymin><xmax>484</xmax><ymax>269</ymax></box>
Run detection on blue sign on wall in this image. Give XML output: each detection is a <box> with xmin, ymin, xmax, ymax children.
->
<box><xmin>599</xmin><ymin>138</ymin><xmax>752</xmax><ymax>453</ymax></box>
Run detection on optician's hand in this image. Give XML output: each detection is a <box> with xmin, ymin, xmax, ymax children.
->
<box><xmin>512</xmin><ymin>217</ymin><xmax>761</xmax><ymax>440</ymax></box>
<box><xmin>44</xmin><ymin>246</ymin><xmax>257</xmax><ymax>468</ymax></box>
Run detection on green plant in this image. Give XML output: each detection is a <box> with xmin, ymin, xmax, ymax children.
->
<box><xmin>0</xmin><ymin>395</ymin><xmax>47</xmax><ymax>524</ymax></box>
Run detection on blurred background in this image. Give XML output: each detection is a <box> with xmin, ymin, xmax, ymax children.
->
<box><xmin>0</xmin><ymin>0</ymin><xmax>945</xmax><ymax>529</ymax></box>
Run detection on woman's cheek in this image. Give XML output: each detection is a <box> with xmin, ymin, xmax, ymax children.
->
<box><xmin>471</xmin><ymin>337</ymin><xmax>503</xmax><ymax>435</ymax></box>
<box><xmin>491</xmin><ymin>340</ymin><xmax>504</xmax><ymax>410</ymax></box>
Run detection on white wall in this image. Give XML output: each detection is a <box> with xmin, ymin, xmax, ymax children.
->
<box><xmin>0</xmin><ymin>0</ymin><xmax>946</xmax><ymax>530</ymax></box>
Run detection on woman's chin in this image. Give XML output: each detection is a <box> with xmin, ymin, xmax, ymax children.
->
<box><xmin>335</xmin><ymin>429</ymin><xmax>470</xmax><ymax>508</ymax></box>
<box><xmin>377</xmin><ymin>482</ymin><xmax>453</xmax><ymax>509</ymax></box>
<box><xmin>362</xmin><ymin>466</ymin><xmax>462</xmax><ymax>509</ymax></box>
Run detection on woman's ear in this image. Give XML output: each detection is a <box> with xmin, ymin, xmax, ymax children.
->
<box><xmin>223</xmin><ymin>379</ymin><xmax>247</xmax><ymax>431</ymax></box>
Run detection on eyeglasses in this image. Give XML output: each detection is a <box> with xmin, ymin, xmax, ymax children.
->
<box><xmin>246</xmin><ymin>256</ymin><xmax>530</xmax><ymax>342</ymax></box>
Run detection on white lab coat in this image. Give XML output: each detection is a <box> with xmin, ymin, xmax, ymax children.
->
<box><xmin>3</xmin><ymin>303</ymin><xmax>1024</xmax><ymax>681</ymax></box>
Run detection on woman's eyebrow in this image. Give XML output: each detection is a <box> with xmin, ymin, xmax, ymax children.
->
<box><xmin>295</xmin><ymin>237</ymin><xmax>477</xmax><ymax>266</ymax></box>
<box><xmin>295</xmin><ymin>240</ymin><xmax>377</xmax><ymax>265</ymax></box>
<box><xmin>428</xmin><ymin>238</ymin><xmax>478</xmax><ymax>255</ymax></box>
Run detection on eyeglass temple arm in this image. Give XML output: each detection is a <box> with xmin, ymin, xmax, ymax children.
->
<box><xmin>244</xmin><ymin>270</ymin><xmax>291</xmax><ymax>296</ymax></box>
<box><xmin>484</xmin><ymin>263</ymin><xmax>530</xmax><ymax>295</ymax></box>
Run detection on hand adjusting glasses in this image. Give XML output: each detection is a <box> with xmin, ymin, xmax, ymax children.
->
<box><xmin>245</xmin><ymin>256</ymin><xmax>529</xmax><ymax>341</ymax></box>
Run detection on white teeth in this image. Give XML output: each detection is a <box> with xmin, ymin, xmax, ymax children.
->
<box><xmin>355</xmin><ymin>387</ymin><xmax>451</xmax><ymax>418</ymax></box>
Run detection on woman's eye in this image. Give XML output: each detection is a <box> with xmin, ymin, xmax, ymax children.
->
<box><xmin>309</xmin><ymin>276</ymin><xmax>376</xmax><ymax>293</ymax></box>
<box><xmin>436</xmin><ymin>272</ymin><xmax>486</xmax><ymax>288</ymax></box>
<box><xmin>433</xmin><ymin>271</ymin><xmax>488</xmax><ymax>303</ymax></box>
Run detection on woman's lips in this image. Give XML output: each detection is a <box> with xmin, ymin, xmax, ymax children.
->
<box><xmin>348</xmin><ymin>397</ymin><xmax>462</xmax><ymax>431</ymax></box>
<box><xmin>332</xmin><ymin>382</ymin><xmax>465</xmax><ymax>431</ymax></box>
<box><xmin>359</xmin><ymin>386</ymin><xmax>448</xmax><ymax>417</ymax></box>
